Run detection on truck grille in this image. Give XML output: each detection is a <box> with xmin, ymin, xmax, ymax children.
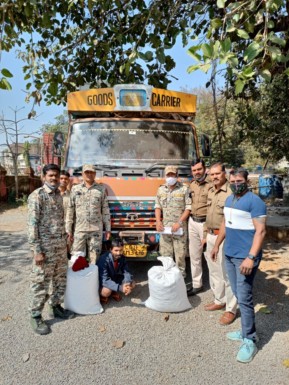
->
<box><xmin>109</xmin><ymin>200</ymin><xmax>156</xmax><ymax>229</ymax></box>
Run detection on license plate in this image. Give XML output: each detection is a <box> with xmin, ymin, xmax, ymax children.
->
<box><xmin>123</xmin><ymin>244</ymin><xmax>147</xmax><ymax>258</ymax></box>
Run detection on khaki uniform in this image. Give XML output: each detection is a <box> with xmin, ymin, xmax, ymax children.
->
<box><xmin>155</xmin><ymin>182</ymin><xmax>191</xmax><ymax>277</ymax></box>
<box><xmin>205</xmin><ymin>181</ymin><xmax>237</xmax><ymax>313</ymax></box>
<box><xmin>188</xmin><ymin>176</ymin><xmax>211</xmax><ymax>288</ymax></box>
<box><xmin>27</xmin><ymin>184</ymin><xmax>67</xmax><ymax>318</ymax></box>
<box><xmin>66</xmin><ymin>182</ymin><xmax>111</xmax><ymax>264</ymax></box>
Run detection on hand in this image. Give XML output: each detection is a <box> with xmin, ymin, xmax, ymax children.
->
<box><xmin>67</xmin><ymin>232</ymin><xmax>74</xmax><ymax>243</ymax></box>
<box><xmin>105</xmin><ymin>231</ymin><xmax>111</xmax><ymax>241</ymax></box>
<box><xmin>171</xmin><ymin>223</ymin><xmax>181</xmax><ymax>233</ymax></box>
<box><xmin>156</xmin><ymin>221</ymin><xmax>164</xmax><ymax>232</ymax></box>
<box><xmin>240</xmin><ymin>258</ymin><xmax>254</xmax><ymax>275</ymax></box>
<box><xmin>122</xmin><ymin>283</ymin><xmax>132</xmax><ymax>295</ymax></box>
<box><xmin>201</xmin><ymin>238</ymin><xmax>207</xmax><ymax>248</ymax></box>
<box><xmin>211</xmin><ymin>246</ymin><xmax>219</xmax><ymax>262</ymax></box>
<box><xmin>34</xmin><ymin>253</ymin><xmax>45</xmax><ymax>267</ymax></box>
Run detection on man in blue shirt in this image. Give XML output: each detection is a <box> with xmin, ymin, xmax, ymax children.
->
<box><xmin>211</xmin><ymin>168</ymin><xmax>266</xmax><ymax>363</ymax></box>
<box><xmin>97</xmin><ymin>239</ymin><xmax>135</xmax><ymax>304</ymax></box>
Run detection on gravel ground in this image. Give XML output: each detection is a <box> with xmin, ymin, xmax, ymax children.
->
<box><xmin>0</xmin><ymin>206</ymin><xmax>289</xmax><ymax>385</ymax></box>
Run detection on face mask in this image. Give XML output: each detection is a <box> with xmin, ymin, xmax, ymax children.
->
<box><xmin>45</xmin><ymin>182</ymin><xmax>60</xmax><ymax>191</ymax></box>
<box><xmin>194</xmin><ymin>173</ymin><xmax>206</xmax><ymax>182</ymax></box>
<box><xmin>166</xmin><ymin>177</ymin><xmax>177</xmax><ymax>186</ymax></box>
<box><xmin>230</xmin><ymin>183</ymin><xmax>247</xmax><ymax>195</ymax></box>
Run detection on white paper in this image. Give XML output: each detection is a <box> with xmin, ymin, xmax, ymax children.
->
<box><xmin>161</xmin><ymin>226</ymin><xmax>183</xmax><ymax>236</ymax></box>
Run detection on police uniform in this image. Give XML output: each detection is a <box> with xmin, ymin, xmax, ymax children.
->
<box><xmin>155</xmin><ymin>182</ymin><xmax>191</xmax><ymax>277</ymax></box>
<box><xmin>27</xmin><ymin>184</ymin><xmax>67</xmax><ymax>318</ymax></box>
<box><xmin>204</xmin><ymin>181</ymin><xmax>237</xmax><ymax>313</ymax></box>
<box><xmin>189</xmin><ymin>176</ymin><xmax>211</xmax><ymax>288</ymax></box>
<box><xmin>66</xmin><ymin>182</ymin><xmax>111</xmax><ymax>264</ymax></box>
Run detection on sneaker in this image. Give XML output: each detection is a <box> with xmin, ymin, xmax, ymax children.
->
<box><xmin>30</xmin><ymin>316</ymin><xmax>51</xmax><ymax>335</ymax></box>
<box><xmin>237</xmin><ymin>338</ymin><xmax>258</xmax><ymax>363</ymax></box>
<box><xmin>48</xmin><ymin>304</ymin><xmax>75</xmax><ymax>319</ymax></box>
<box><xmin>227</xmin><ymin>330</ymin><xmax>243</xmax><ymax>341</ymax></box>
<box><xmin>227</xmin><ymin>330</ymin><xmax>259</xmax><ymax>342</ymax></box>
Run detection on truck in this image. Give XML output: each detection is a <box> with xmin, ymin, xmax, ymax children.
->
<box><xmin>64</xmin><ymin>84</ymin><xmax>210</xmax><ymax>261</ymax></box>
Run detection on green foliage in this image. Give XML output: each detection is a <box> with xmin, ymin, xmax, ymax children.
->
<box><xmin>187</xmin><ymin>0</ymin><xmax>289</xmax><ymax>94</ymax></box>
<box><xmin>0</xmin><ymin>0</ymin><xmax>194</xmax><ymax>105</ymax></box>
<box><xmin>235</xmin><ymin>74</ymin><xmax>289</xmax><ymax>163</ymax></box>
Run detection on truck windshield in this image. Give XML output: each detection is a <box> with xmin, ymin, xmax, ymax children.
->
<box><xmin>65</xmin><ymin>119</ymin><xmax>197</xmax><ymax>168</ymax></box>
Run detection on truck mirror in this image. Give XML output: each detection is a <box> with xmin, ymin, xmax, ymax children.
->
<box><xmin>201</xmin><ymin>134</ymin><xmax>211</xmax><ymax>157</ymax></box>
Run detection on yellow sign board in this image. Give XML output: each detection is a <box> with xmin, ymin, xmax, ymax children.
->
<box><xmin>67</xmin><ymin>85</ymin><xmax>197</xmax><ymax>114</ymax></box>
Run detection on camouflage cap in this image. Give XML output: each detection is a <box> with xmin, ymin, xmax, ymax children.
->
<box><xmin>164</xmin><ymin>165</ymin><xmax>178</xmax><ymax>175</ymax></box>
<box><xmin>82</xmin><ymin>164</ymin><xmax>96</xmax><ymax>172</ymax></box>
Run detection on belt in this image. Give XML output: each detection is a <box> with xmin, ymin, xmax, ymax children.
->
<box><xmin>208</xmin><ymin>228</ymin><xmax>219</xmax><ymax>235</ymax></box>
<box><xmin>190</xmin><ymin>215</ymin><xmax>206</xmax><ymax>223</ymax></box>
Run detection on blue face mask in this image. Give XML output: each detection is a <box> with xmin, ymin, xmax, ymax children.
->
<box><xmin>230</xmin><ymin>183</ymin><xmax>247</xmax><ymax>195</ymax></box>
<box><xmin>45</xmin><ymin>182</ymin><xmax>59</xmax><ymax>191</ymax></box>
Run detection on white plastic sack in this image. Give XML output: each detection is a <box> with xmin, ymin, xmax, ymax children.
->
<box><xmin>64</xmin><ymin>264</ymin><xmax>103</xmax><ymax>315</ymax></box>
<box><xmin>145</xmin><ymin>257</ymin><xmax>192</xmax><ymax>313</ymax></box>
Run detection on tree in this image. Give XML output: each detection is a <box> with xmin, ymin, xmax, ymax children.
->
<box><xmin>189</xmin><ymin>86</ymin><xmax>264</xmax><ymax>167</ymax></box>
<box><xmin>0</xmin><ymin>107</ymin><xmax>33</xmax><ymax>199</ymax></box>
<box><xmin>1</xmin><ymin>1</ymin><xmax>288</xmax><ymax>104</ymax></box>
<box><xmin>187</xmin><ymin>0</ymin><xmax>289</xmax><ymax>95</ymax></box>
<box><xmin>235</xmin><ymin>74</ymin><xmax>289</xmax><ymax>162</ymax></box>
<box><xmin>23</xmin><ymin>141</ymin><xmax>31</xmax><ymax>167</ymax></box>
<box><xmin>0</xmin><ymin>0</ymin><xmax>195</xmax><ymax>108</ymax></box>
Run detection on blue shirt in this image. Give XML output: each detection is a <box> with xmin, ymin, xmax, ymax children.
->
<box><xmin>224</xmin><ymin>191</ymin><xmax>266</xmax><ymax>258</ymax></box>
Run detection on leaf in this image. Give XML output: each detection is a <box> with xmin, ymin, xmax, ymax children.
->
<box><xmin>220</xmin><ymin>38</ymin><xmax>231</xmax><ymax>53</ymax></box>
<box><xmin>259</xmin><ymin>69</ymin><xmax>271</xmax><ymax>82</ymax></box>
<box><xmin>268</xmin><ymin>46</ymin><xmax>282</xmax><ymax>60</ymax></box>
<box><xmin>217</xmin><ymin>0</ymin><xmax>226</xmax><ymax>8</ymax></box>
<box><xmin>202</xmin><ymin>43</ymin><xmax>213</xmax><ymax>58</ymax></box>
<box><xmin>187</xmin><ymin>47</ymin><xmax>201</xmax><ymax>62</ymax></box>
<box><xmin>282</xmin><ymin>359</ymin><xmax>289</xmax><ymax>368</ymax></box>
<box><xmin>241</xmin><ymin>67</ymin><xmax>256</xmax><ymax>79</ymax></box>
<box><xmin>22</xmin><ymin>353</ymin><xmax>30</xmax><ymax>363</ymax></box>
<box><xmin>268</xmin><ymin>35</ymin><xmax>286</xmax><ymax>47</ymax></box>
<box><xmin>200</xmin><ymin>63</ymin><xmax>211</xmax><ymax>73</ymax></box>
<box><xmin>187</xmin><ymin>64</ymin><xmax>200</xmax><ymax>73</ymax></box>
<box><xmin>211</xmin><ymin>18</ymin><xmax>222</xmax><ymax>29</ymax></box>
<box><xmin>1</xmin><ymin>68</ymin><xmax>13</xmax><ymax>78</ymax></box>
<box><xmin>47</xmin><ymin>82</ymin><xmax>58</xmax><ymax>97</ymax></box>
<box><xmin>237</xmin><ymin>29</ymin><xmax>250</xmax><ymax>39</ymax></box>
<box><xmin>259</xmin><ymin>306</ymin><xmax>272</xmax><ymax>314</ymax></box>
<box><xmin>235</xmin><ymin>79</ymin><xmax>245</xmax><ymax>95</ymax></box>
<box><xmin>1</xmin><ymin>314</ymin><xmax>12</xmax><ymax>321</ymax></box>
<box><xmin>244</xmin><ymin>42</ymin><xmax>262</xmax><ymax>62</ymax></box>
<box><xmin>0</xmin><ymin>78</ymin><xmax>12</xmax><ymax>90</ymax></box>
<box><xmin>112</xmin><ymin>340</ymin><xmax>125</xmax><ymax>349</ymax></box>
<box><xmin>164</xmin><ymin>314</ymin><xmax>170</xmax><ymax>322</ymax></box>
<box><xmin>99</xmin><ymin>325</ymin><xmax>106</xmax><ymax>332</ymax></box>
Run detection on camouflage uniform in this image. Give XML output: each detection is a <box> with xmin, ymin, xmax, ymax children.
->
<box><xmin>66</xmin><ymin>182</ymin><xmax>111</xmax><ymax>264</ymax></box>
<box><xmin>155</xmin><ymin>182</ymin><xmax>191</xmax><ymax>276</ymax></box>
<box><xmin>61</xmin><ymin>189</ymin><xmax>71</xmax><ymax>254</ymax></box>
<box><xmin>27</xmin><ymin>184</ymin><xmax>67</xmax><ymax>318</ymax></box>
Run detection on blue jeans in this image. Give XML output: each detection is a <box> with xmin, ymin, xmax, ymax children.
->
<box><xmin>225</xmin><ymin>256</ymin><xmax>261</xmax><ymax>341</ymax></box>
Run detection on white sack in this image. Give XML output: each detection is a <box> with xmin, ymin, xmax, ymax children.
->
<box><xmin>64</xmin><ymin>264</ymin><xmax>103</xmax><ymax>315</ymax></box>
<box><xmin>145</xmin><ymin>257</ymin><xmax>192</xmax><ymax>313</ymax></box>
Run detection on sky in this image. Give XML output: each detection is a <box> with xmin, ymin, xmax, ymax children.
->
<box><xmin>0</xmin><ymin>36</ymin><xmax>210</xmax><ymax>145</ymax></box>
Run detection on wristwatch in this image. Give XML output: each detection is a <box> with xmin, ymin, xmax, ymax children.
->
<box><xmin>178</xmin><ymin>220</ymin><xmax>183</xmax><ymax>225</ymax></box>
<box><xmin>247</xmin><ymin>254</ymin><xmax>256</xmax><ymax>260</ymax></box>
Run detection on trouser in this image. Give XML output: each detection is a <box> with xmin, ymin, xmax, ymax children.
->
<box><xmin>28</xmin><ymin>240</ymin><xmax>67</xmax><ymax>318</ymax></box>
<box><xmin>225</xmin><ymin>255</ymin><xmax>261</xmax><ymax>341</ymax></box>
<box><xmin>159</xmin><ymin>232</ymin><xmax>187</xmax><ymax>277</ymax></box>
<box><xmin>72</xmin><ymin>231</ymin><xmax>102</xmax><ymax>264</ymax></box>
<box><xmin>188</xmin><ymin>217</ymin><xmax>204</xmax><ymax>288</ymax></box>
<box><xmin>205</xmin><ymin>234</ymin><xmax>237</xmax><ymax>313</ymax></box>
